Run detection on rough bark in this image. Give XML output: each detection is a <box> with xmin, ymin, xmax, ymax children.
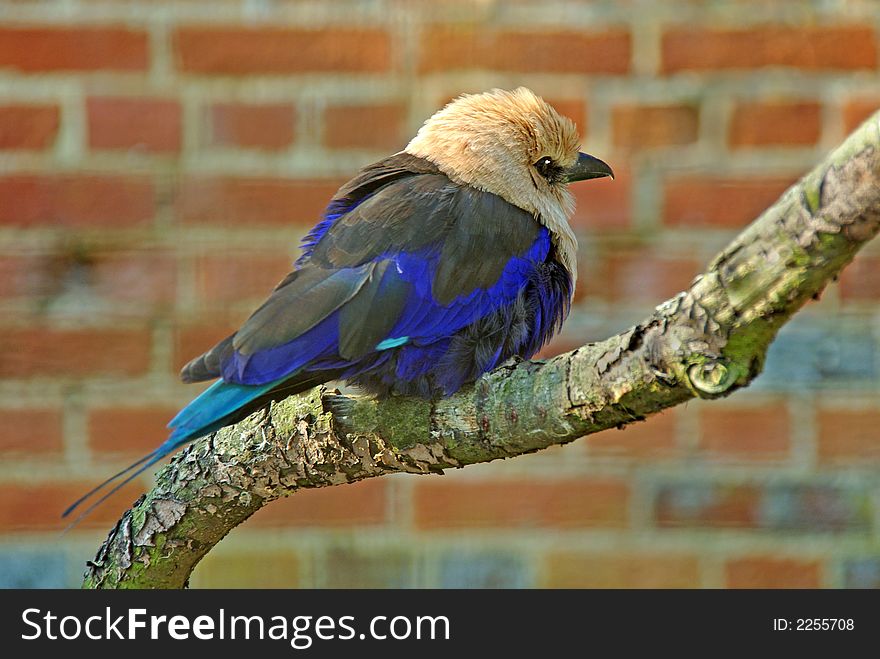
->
<box><xmin>83</xmin><ymin>112</ymin><xmax>880</xmax><ymax>589</ymax></box>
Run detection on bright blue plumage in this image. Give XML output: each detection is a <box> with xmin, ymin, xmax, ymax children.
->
<box><xmin>167</xmin><ymin>377</ymin><xmax>286</xmax><ymax>444</ymax></box>
<box><xmin>218</xmin><ymin>225</ymin><xmax>561</xmax><ymax>396</ymax></box>
<box><xmin>376</xmin><ymin>336</ymin><xmax>409</xmax><ymax>350</ymax></box>
<box><xmin>223</xmin><ymin>313</ymin><xmax>340</xmax><ymax>384</ymax></box>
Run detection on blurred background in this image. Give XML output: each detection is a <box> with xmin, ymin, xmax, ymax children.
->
<box><xmin>1</xmin><ymin>0</ymin><xmax>880</xmax><ymax>588</ymax></box>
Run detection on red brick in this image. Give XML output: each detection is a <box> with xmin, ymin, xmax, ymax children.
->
<box><xmin>663</xmin><ymin>175</ymin><xmax>795</xmax><ymax>228</ymax></box>
<box><xmin>0</xmin><ymin>27</ymin><xmax>148</xmax><ymax>72</ymax></box>
<box><xmin>661</xmin><ymin>483</ymin><xmax>868</xmax><ymax>532</ymax></box>
<box><xmin>176</xmin><ymin>177</ymin><xmax>344</xmax><ymax>228</ymax></box>
<box><xmin>729</xmin><ymin>101</ymin><xmax>821</xmax><ymax>148</ymax></box>
<box><xmin>89</xmin><ymin>407</ymin><xmax>178</xmax><ymax>455</ymax></box>
<box><xmin>817</xmin><ymin>409</ymin><xmax>880</xmax><ymax>464</ymax></box>
<box><xmin>545</xmin><ymin>553</ymin><xmax>701</xmax><ymax>588</ymax></box>
<box><xmin>173</xmin><ymin>318</ymin><xmax>240</xmax><ymax>374</ymax></box>
<box><xmin>726</xmin><ymin>557</ymin><xmax>822</xmax><ymax>588</ymax></box>
<box><xmin>843</xmin><ymin>98</ymin><xmax>880</xmax><ymax>133</ymax></box>
<box><xmin>0</xmin><ymin>328</ymin><xmax>151</xmax><ymax>378</ymax></box>
<box><xmin>569</xmin><ymin>163</ymin><xmax>631</xmax><ymax>230</ymax></box>
<box><xmin>324</xmin><ymin>103</ymin><xmax>407</xmax><ymax>150</ymax></box>
<box><xmin>656</xmin><ymin>484</ymin><xmax>761</xmax><ymax>528</ymax></box>
<box><xmin>175</xmin><ymin>28</ymin><xmax>391</xmax><ymax>74</ymax></box>
<box><xmin>195</xmin><ymin>253</ymin><xmax>292</xmax><ymax>304</ymax></box>
<box><xmin>0</xmin><ymin>104</ymin><xmax>60</xmax><ymax>149</ymax></box>
<box><xmin>88</xmin><ymin>97</ymin><xmax>181</xmax><ymax>153</ymax></box>
<box><xmin>0</xmin><ymin>256</ymin><xmax>27</xmax><ymax>297</ymax></box>
<box><xmin>0</xmin><ymin>482</ymin><xmax>146</xmax><ymax>530</ymax></box>
<box><xmin>580</xmin><ymin>248</ymin><xmax>700</xmax><ymax>302</ymax></box>
<box><xmin>209</xmin><ymin>103</ymin><xmax>296</xmax><ymax>150</ymax></box>
<box><xmin>0</xmin><ymin>409</ymin><xmax>63</xmax><ymax>455</ymax></box>
<box><xmin>1</xmin><ymin>250</ymin><xmax>172</xmax><ymax>304</ymax></box>
<box><xmin>250</xmin><ymin>480</ymin><xmax>387</xmax><ymax>527</ymax></box>
<box><xmin>838</xmin><ymin>253</ymin><xmax>880</xmax><ymax>301</ymax></box>
<box><xmin>612</xmin><ymin>104</ymin><xmax>699</xmax><ymax>149</ymax></box>
<box><xmin>414</xmin><ymin>479</ymin><xmax>630</xmax><ymax>529</ymax></box>
<box><xmin>662</xmin><ymin>26</ymin><xmax>876</xmax><ymax>73</ymax></box>
<box><xmin>89</xmin><ymin>251</ymin><xmax>177</xmax><ymax>306</ymax></box>
<box><xmin>0</xmin><ymin>254</ymin><xmax>52</xmax><ymax>298</ymax></box>
<box><xmin>589</xmin><ymin>409</ymin><xmax>678</xmax><ymax>457</ymax></box>
<box><xmin>0</xmin><ymin>175</ymin><xmax>154</xmax><ymax>228</ymax></box>
<box><xmin>698</xmin><ymin>403</ymin><xmax>790</xmax><ymax>460</ymax></box>
<box><xmin>419</xmin><ymin>27</ymin><xmax>631</xmax><ymax>74</ymax></box>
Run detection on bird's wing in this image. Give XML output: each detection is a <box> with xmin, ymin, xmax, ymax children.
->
<box><xmin>183</xmin><ymin>156</ymin><xmax>544</xmax><ymax>387</ymax></box>
<box><xmin>179</xmin><ymin>153</ymin><xmax>442</xmax><ymax>385</ymax></box>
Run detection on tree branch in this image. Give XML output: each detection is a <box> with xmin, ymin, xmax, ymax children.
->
<box><xmin>83</xmin><ymin>112</ymin><xmax>880</xmax><ymax>589</ymax></box>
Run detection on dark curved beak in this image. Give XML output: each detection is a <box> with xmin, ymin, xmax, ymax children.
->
<box><xmin>564</xmin><ymin>152</ymin><xmax>614</xmax><ymax>183</ymax></box>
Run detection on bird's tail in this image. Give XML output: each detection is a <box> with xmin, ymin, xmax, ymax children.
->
<box><xmin>62</xmin><ymin>377</ymin><xmax>286</xmax><ymax>526</ymax></box>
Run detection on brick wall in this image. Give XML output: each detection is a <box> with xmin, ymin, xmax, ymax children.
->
<box><xmin>1</xmin><ymin>0</ymin><xmax>879</xmax><ymax>589</ymax></box>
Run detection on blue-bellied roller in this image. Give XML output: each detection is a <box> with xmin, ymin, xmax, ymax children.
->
<box><xmin>64</xmin><ymin>87</ymin><xmax>613</xmax><ymax>520</ymax></box>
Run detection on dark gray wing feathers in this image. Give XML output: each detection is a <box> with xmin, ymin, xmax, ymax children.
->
<box><xmin>179</xmin><ymin>152</ymin><xmax>542</xmax><ymax>382</ymax></box>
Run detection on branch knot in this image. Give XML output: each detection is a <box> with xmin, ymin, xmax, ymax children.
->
<box><xmin>687</xmin><ymin>360</ymin><xmax>738</xmax><ymax>397</ymax></box>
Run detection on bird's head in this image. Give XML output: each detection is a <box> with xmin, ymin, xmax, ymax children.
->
<box><xmin>405</xmin><ymin>87</ymin><xmax>612</xmax><ymax>229</ymax></box>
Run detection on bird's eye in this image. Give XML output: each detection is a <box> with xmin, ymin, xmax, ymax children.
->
<box><xmin>535</xmin><ymin>156</ymin><xmax>553</xmax><ymax>176</ymax></box>
<box><xmin>534</xmin><ymin>156</ymin><xmax>561</xmax><ymax>182</ymax></box>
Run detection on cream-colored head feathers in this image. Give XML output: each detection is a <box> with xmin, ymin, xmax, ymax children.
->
<box><xmin>405</xmin><ymin>87</ymin><xmax>582</xmax><ymax>280</ymax></box>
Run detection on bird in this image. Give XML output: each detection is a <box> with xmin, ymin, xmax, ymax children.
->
<box><xmin>63</xmin><ymin>87</ymin><xmax>613</xmax><ymax>521</ymax></box>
